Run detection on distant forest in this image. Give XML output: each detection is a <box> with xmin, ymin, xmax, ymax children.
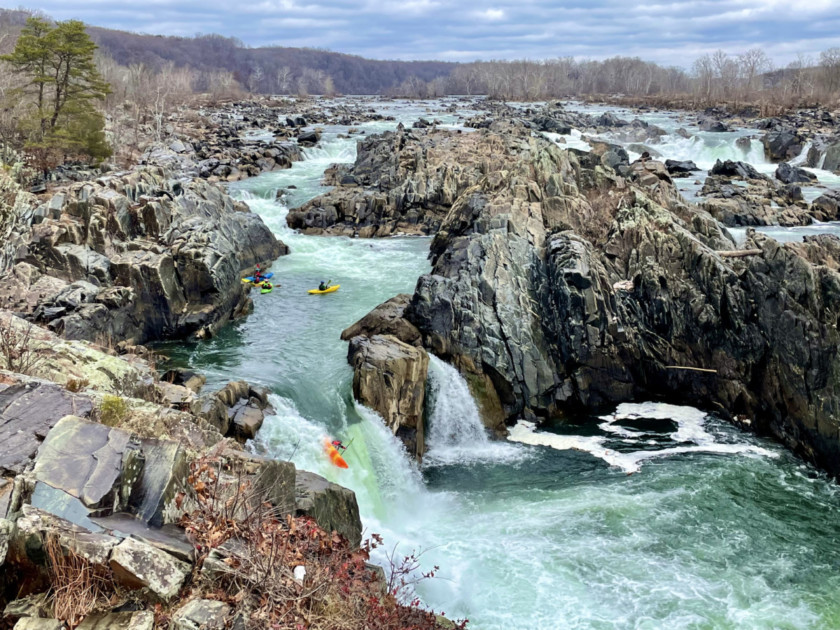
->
<box><xmin>0</xmin><ymin>8</ymin><xmax>456</xmax><ymax>95</ymax></box>
<box><xmin>1</xmin><ymin>6</ymin><xmax>839</xmax><ymax>105</ymax></box>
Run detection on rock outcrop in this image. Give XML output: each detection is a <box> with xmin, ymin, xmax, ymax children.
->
<box><xmin>287</xmin><ymin>127</ymin><xmax>504</xmax><ymax>237</ymax></box>
<box><xmin>347</xmin><ymin>335</ymin><xmax>429</xmax><ymax>458</ymax></box>
<box><xmin>0</xmin><ymin>167</ymin><xmax>286</xmax><ymax>345</ymax></box>
<box><xmin>699</xmin><ymin>161</ymin><xmax>812</xmax><ymax>226</ymax></box>
<box><xmin>338</xmin><ymin>125</ymin><xmax>840</xmax><ymax>478</ymax></box>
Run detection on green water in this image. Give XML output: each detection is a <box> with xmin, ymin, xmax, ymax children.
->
<box><xmin>163</xmin><ymin>100</ymin><xmax>840</xmax><ymax>630</ymax></box>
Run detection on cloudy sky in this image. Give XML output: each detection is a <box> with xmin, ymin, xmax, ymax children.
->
<box><xmin>24</xmin><ymin>0</ymin><xmax>840</xmax><ymax>66</ymax></box>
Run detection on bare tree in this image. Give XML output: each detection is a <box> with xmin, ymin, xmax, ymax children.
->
<box><xmin>820</xmin><ymin>47</ymin><xmax>840</xmax><ymax>94</ymax></box>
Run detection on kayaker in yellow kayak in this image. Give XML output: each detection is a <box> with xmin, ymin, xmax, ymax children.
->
<box><xmin>318</xmin><ymin>279</ymin><xmax>331</xmax><ymax>291</ymax></box>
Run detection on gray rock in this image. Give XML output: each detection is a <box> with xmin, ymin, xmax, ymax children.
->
<box><xmin>76</xmin><ymin>611</ymin><xmax>154</xmax><ymax>630</ymax></box>
<box><xmin>0</xmin><ymin>382</ymin><xmax>93</xmax><ymax>475</ymax></box>
<box><xmin>13</xmin><ymin>619</ymin><xmax>64</xmax><ymax>630</ymax></box>
<box><xmin>0</xmin><ymin>518</ymin><xmax>10</xmax><ymax>566</ymax></box>
<box><xmin>232</xmin><ymin>405</ymin><xmax>265</xmax><ymax>441</ymax></box>
<box><xmin>295</xmin><ymin>470</ymin><xmax>362</xmax><ymax>547</ymax></box>
<box><xmin>172</xmin><ymin>599</ymin><xmax>230</xmax><ymax>630</ymax></box>
<box><xmin>32</xmin><ymin>416</ymin><xmax>187</xmax><ymax>527</ymax></box>
<box><xmin>664</xmin><ymin>159</ymin><xmax>699</xmax><ymax>175</ymax></box>
<box><xmin>109</xmin><ymin>537</ymin><xmax>189</xmax><ymax>601</ymax></box>
<box><xmin>775</xmin><ymin>162</ymin><xmax>817</xmax><ymax>185</ymax></box>
<box><xmin>348</xmin><ymin>335</ymin><xmax>429</xmax><ymax>458</ymax></box>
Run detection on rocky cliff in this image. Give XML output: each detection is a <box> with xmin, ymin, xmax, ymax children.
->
<box><xmin>0</xmin><ymin>167</ymin><xmax>285</xmax><ymax>345</ymax></box>
<box><xmin>339</xmin><ymin>125</ymin><xmax>840</xmax><ymax>476</ymax></box>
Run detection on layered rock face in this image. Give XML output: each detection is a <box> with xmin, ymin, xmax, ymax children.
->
<box><xmin>0</xmin><ymin>167</ymin><xmax>286</xmax><ymax>344</ymax></box>
<box><xmin>287</xmin><ymin>127</ymin><xmax>505</xmax><ymax>236</ymax></box>
<box><xmin>340</xmin><ymin>126</ymin><xmax>840</xmax><ymax>476</ymax></box>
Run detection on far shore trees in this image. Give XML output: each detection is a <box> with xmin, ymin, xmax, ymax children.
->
<box><xmin>1</xmin><ymin>16</ymin><xmax>111</xmax><ymax>173</ymax></box>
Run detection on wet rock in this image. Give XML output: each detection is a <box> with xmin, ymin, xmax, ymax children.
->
<box><xmin>348</xmin><ymin>335</ymin><xmax>429</xmax><ymax>458</ymax></box>
<box><xmin>709</xmin><ymin>159</ymin><xmax>767</xmax><ymax>180</ymax></box>
<box><xmin>296</xmin><ymin>130</ymin><xmax>320</xmax><ymax>147</ymax></box>
<box><xmin>775</xmin><ymin>162</ymin><xmax>817</xmax><ymax>185</ymax></box>
<box><xmin>762</xmin><ymin>129</ymin><xmax>805</xmax><ymax>162</ymax></box>
<box><xmin>700</xmin><ymin>118</ymin><xmax>729</xmax><ymax>132</ymax></box>
<box><xmin>665</xmin><ymin>159</ymin><xmax>699</xmax><ymax>176</ymax></box>
<box><xmin>295</xmin><ymin>470</ymin><xmax>362</xmax><ymax>547</ymax></box>
<box><xmin>109</xmin><ymin>536</ymin><xmax>189</xmax><ymax>600</ymax></box>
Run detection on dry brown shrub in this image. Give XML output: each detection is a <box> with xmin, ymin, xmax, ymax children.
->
<box><xmin>180</xmin><ymin>455</ymin><xmax>465</xmax><ymax>630</ymax></box>
<box><xmin>45</xmin><ymin>534</ymin><xmax>116</xmax><ymax>628</ymax></box>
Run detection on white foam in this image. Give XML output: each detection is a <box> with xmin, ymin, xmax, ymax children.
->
<box><xmin>508</xmin><ymin>402</ymin><xmax>777</xmax><ymax>474</ymax></box>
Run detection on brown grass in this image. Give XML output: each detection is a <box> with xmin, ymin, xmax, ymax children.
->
<box><xmin>45</xmin><ymin>534</ymin><xmax>116</xmax><ymax>628</ymax></box>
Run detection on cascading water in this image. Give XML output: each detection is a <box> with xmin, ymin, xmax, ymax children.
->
<box><xmin>424</xmin><ymin>355</ymin><xmax>527</xmax><ymax>467</ymax></box>
<box><xmin>164</xmin><ymin>97</ymin><xmax>840</xmax><ymax>630</ymax></box>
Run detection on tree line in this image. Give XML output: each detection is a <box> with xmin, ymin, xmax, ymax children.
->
<box><xmin>3</xmin><ymin>6</ymin><xmax>840</xmax><ymax>178</ymax></box>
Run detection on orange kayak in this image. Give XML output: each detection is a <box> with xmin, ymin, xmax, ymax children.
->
<box><xmin>324</xmin><ymin>438</ymin><xmax>349</xmax><ymax>469</ymax></box>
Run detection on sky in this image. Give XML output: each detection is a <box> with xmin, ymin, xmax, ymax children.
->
<box><xmin>19</xmin><ymin>0</ymin><xmax>840</xmax><ymax>67</ymax></box>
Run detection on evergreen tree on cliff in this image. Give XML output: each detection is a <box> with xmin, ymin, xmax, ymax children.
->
<box><xmin>2</xmin><ymin>16</ymin><xmax>112</xmax><ymax>173</ymax></box>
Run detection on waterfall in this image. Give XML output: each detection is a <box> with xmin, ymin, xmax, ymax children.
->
<box><xmin>426</xmin><ymin>355</ymin><xmax>489</xmax><ymax>449</ymax></box>
<box><xmin>423</xmin><ymin>355</ymin><xmax>527</xmax><ymax>466</ymax></box>
<box><xmin>790</xmin><ymin>141</ymin><xmax>812</xmax><ymax>166</ymax></box>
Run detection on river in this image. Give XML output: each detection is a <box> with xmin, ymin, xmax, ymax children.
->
<box><xmin>165</xmin><ymin>98</ymin><xmax>840</xmax><ymax>629</ymax></box>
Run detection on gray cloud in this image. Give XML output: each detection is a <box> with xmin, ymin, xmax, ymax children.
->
<box><xmin>24</xmin><ymin>0</ymin><xmax>840</xmax><ymax>66</ymax></box>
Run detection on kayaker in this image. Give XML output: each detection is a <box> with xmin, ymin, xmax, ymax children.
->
<box><xmin>331</xmin><ymin>439</ymin><xmax>347</xmax><ymax>452</ymax></box>
<box><xmin>319</xmin><ymin>280</ymin><xmax>329</xmax><ymax>291</ymax></box>
<box><xmin>254</xmin><ymin>264</ymin><xmax>265</xmax><ymax>282</ymax></box>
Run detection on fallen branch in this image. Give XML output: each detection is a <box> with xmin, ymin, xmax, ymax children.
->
<box><xmin>716</xmin><ymin>249</ymin><xmax>762</xmax><ymax>258</ymax></box>
<box><xmin>665</xmin><ymin>365</ymin><xmax>718</xmax><ymax>374</ymax></box>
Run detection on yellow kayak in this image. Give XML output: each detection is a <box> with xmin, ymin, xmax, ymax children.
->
<box><xmin>308</xmin><ymin>284</ymin><xmax>340</xmax><ymax>294</ymax></box>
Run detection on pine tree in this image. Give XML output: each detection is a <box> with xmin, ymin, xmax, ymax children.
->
<box><xmin>2</xmin><ymin>17</ymin><xmax>112</xmax><ymax>169</ymax></box>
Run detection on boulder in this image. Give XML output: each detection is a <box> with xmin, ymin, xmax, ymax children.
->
<box><xmin>710</xmin><ymin>159</ymin><xmax>767</xmax><ymax>180</ymax></box>
<box><xmin>109</xmin><ymin>537</ymin><xmax>189</xmax><ymax>601</ymax></box>
<box><xmin>296</xmin><ymin>131</ymin><xmax>320</xmax><ymax>147</ymax></box>
<box><xmin>700</xmin><ymin>118</ymin><xmax>729</xmax><ymax>132</ymax></box>
<box><xmin>222</xmin><ymin>450</ymin><xmax>296</xmax><ymax>515</ymax></box>
<box><xmin>811</xmin><ymin>190</ymin><xmax>840</xmax><ymax>222</ymax></box>
<box><xmin>664</xmin><ymin>159</ymin><xmax>699</xmax><ymax>176</ymax></box>
<box><xmin>775</xmin><ymin>162</ymin><xmax>817</xmax><ymax>185</ymax></box>
<box><xmin>762</xmin><ymin>129</ymin><xmax>804</xmax><ymax>162</ymax></box>
<box><xmin>32</xmin><ymin>416</ymin><xmax>187</xmax><ymax>527</ymax></box>
<box><xmin>295</xmin><ymin>470</ymin><xmax>362</xmax><ymax>547</ymax></box>
<box><xmin>348</xmin><ymin>335</ymin><xmax>429</xmax><ymax>458</ymax></box>
<box><xmin>171</xmin><ymin>599</ymin><xmax>230</xmax><ymax>630</ymax></box>
<box><xmin>340</xmin><ymin>294</ymin><xmax>422</xmax><ymax>346</ymax></box>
